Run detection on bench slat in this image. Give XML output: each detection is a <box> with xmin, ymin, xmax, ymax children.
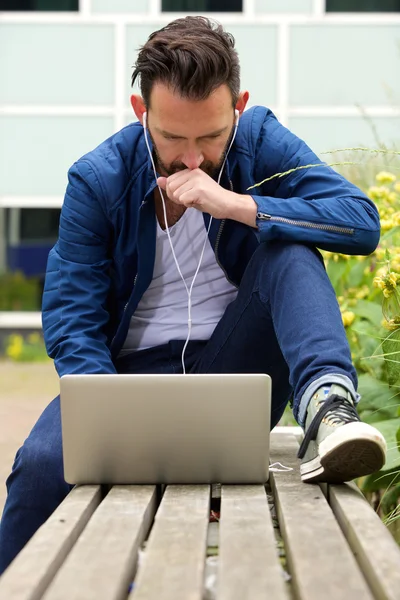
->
<box><xmin>218</xmin><ymin>485</ymin><xmax>289</xmax><ymax>600</ymax></box>
<box><xmin>329</xmin><ymin>483</ymin><xmax>400</xmax><ymax>600</ymax></box>
<box><xmin>0</xmin><ymin>485</ymin><xmax>101</xmax><ymax>600</ymax></box>
<box><xmin>131</xmin><ymin>485</ymin><xmax>210</xmax><ymax>600</ymax></box>
<box><xmin>41</xmin><ymin>485</ymin><xmax>157</xmax><ymax>600</ymax></box>
<box><xmin>270</xmin><ymin>433</ymin><xmax>374</xmax><ymax>600</ymax></box>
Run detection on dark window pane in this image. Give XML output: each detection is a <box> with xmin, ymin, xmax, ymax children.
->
<box><xmin>20</xmin><ymin>208</ymin><xmax>60</xmax><ymax>243</ymax></box>
<box><xmin>162</xmin><ymin>0</ymin><xmax>242</xmax><ymax>11</ymax></box>
<box><xmin>326</xmin><ymin>0</ymin><xmax>400</xmax><ymax>11</ymax></box>
<box><xmin>0</xmin><ymin>0</ymin><xmax>78</xmax><ymax>10</ymax></box>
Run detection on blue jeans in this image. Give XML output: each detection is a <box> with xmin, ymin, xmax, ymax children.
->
<box><xmin>0</xmin><ymin>241</ymin><xmax>357</xmax><ymax>574</ymax></box>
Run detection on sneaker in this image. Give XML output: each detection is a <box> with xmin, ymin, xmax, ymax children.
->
<box><xmin>297</xmin><ymin>384</ymin><xmax>387</xmax><ymax>484</ymax></box>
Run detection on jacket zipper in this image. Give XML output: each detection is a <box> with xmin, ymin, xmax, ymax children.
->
<box><xmin>121</xmin><ymin>272</ymin><xmax>138</xmax><ymax>313</ymax></box>
<box><xmin>110</xmin><ymin>253</ymin><xmax>139</xmax><ymax>350</ymax></box>
<box><xmin>256</xmin><ymin>213</ymin><xmax>354</xmax><ymax>235</ymax></box>
<box><xmin>213</xmin><ymin>179</ymin><xmax>238</xmax><ymax>288</ymax></box>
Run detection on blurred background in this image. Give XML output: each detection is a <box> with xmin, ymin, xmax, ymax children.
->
<box><xmin>0</xmin><ymin>1</ymin><xmax>400</xmax><ymax>531</ymax></box>
<box><xmin>0</xmin><ymin>0</ymin><xmax>399</xmax><ymax>327</ymax></box>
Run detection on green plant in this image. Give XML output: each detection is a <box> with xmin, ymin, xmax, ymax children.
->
<box><xmin>0</xmin><ymin>271</ymin><xmax>41</xmax><ymax>311</ymax></box>
<box><xmin>322</xmin><ymin>170</ymin><xmax>400</xmax><ymax>534</ymax></box>
<box><xmin>257</xmin><ymin>160</ymin><xmax>400</xmax><ymax>537</ymax></box>
<box><xmin>5</xmin><ymin>333</ymin><xmax>49</xmax><ymax>362</ymax></box>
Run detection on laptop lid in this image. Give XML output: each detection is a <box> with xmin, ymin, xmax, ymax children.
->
<box><xmin>60</xmin><ymin>373</ymin><xmax>271</xmax><ymax>485</ymax></box>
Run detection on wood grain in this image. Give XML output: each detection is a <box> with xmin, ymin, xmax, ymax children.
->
<box><xmin>218</xmin><ymin>485</ymin><xmax>289</xmax><ymax>600</ymax></box>
<box><xmin>131</xmin><ymin>485</ymin><xmax>210</xmax><ymax>600</ymax></box>
<box><xmin>329</xmin><ymin>482</ymin><xmax>400</xmax><ymax>600</ymax></box>
<box><xmin>41</xmin><ymin>485</ymin><xmax>157</xmax><ymax>600</ymax></box>
<box><xmin>0</xmin><ymin>485</ymin><xmax>101</xmax><ymax>600</ymax></box>
<box><xmin>270</xmin><ymin>432</ymin><xmax>374</xmax><ymax>600</ymax></box>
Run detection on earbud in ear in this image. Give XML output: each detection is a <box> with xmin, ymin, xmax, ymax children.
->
<box><xmin>235</xmin><ymin>109</ymin><xmax>240</xmax><ymax>125</ymax></box>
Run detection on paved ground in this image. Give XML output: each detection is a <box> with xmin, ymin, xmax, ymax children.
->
<box><xmin>0</xmin><ymin>360</ymin><xmax>58</xmax><ymax>516</ymax></box>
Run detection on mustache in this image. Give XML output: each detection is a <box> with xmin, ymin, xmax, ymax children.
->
<box><xmin>161</xmin><ymin>159</ymin><xmax>219</xmax><ymax>177</ymax></box>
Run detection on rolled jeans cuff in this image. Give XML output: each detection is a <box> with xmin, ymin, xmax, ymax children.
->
<box><xmin>297</xmin><ymin>373</ymin><xmax>360</xmax><ymax>429</ymax></box>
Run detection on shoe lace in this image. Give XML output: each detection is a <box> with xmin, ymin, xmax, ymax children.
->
<box><xmin>297</xmin><ymin>394</ymin><xmax>360</xmax><ymax>459</ymax></box>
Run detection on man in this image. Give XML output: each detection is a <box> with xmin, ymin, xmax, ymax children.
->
<box><xmin>0</xmin><ymin>16</ymin><xmax>386</xmax><ymax>574</ymax></box>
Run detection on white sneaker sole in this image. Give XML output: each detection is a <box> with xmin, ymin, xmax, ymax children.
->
<box><xmin>300</xmin><ymin>421</ymin><xmax>387</xmax><ymax>484</ymax></box>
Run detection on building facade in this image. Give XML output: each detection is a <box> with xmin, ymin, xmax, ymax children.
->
<box><xmin>0</xmin><ymin>0</ymin><xmax>399</xmax><ymax>279</ymax></box>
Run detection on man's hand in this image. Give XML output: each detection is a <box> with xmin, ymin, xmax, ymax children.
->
<box><xmin>157</xmin><ymin>168</ymin><xmax>258</xmax><ymax>228</ymax></box>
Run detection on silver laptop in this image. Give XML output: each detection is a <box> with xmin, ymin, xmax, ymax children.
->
<box><xmin>60</xmin><ymin>373</ymin><xmax>271</xmax><ymax>485</ymax></box>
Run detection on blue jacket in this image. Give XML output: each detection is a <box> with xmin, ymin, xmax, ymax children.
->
<box><xmin>42</xmin><ymin>106</ymin><xmax>380</xmax><ymax>377</ymax></box>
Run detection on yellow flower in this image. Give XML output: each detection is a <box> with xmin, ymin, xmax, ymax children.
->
<box><xmin>373</xmin><ymin>276</ymin><xmax>385</xmax><ymax>290</ymax></box>
<box><xmin>373</xmin><ymin>247</ymin><xmax>386</xmax><ymax>260</ymax></box>
<box><xmin>342</xmin><ymin>311</ymin><xmax>355</xmax><ymax>327</ymax></box>
<box><xmin>388</xmin><ymin>272</ymin><xmax>398</xmax><ymax>287</ymax></box>
<box><xmin>383</xmin><ymin>288</ymin><xmax>393</xmax><ymax>298</ymax></box>
<box><xmin>376</xmin><ymin>171</ymin><xmax>396</xmax><ymax>185</ymax></box>
<box><xmin>355</xmin><ymin>285</ymin><xmax>369</xmax><ymax>300</ymax></box>
<box><xmin>381</xmin><ymin>219</ymin><xmax>394</xmax><ymax>231</ymax></box>
<box><xmin>394</xmin><ymin>182</ymin><xmax>400</xmax><ymax>193</ymax></box>
<box><xmin>6</xmin><ymin>335</ymin><xmax>23</xmax><ymax>360</ymax></box>
<box><xmin>392</xmin><ymin>260</ymin><xmax>400</xmax><ymax>273</ymax></box>
<box><xmin>393</xmin><ymin>213</ymin><xmax>400</xmax><ymax>227</ymax></box>
<box><xmin>382</xmin><ymin>318</ymin><xmax>400</xmax><ymax>331</ymax></box>
<box><xmin>369</xmin><ymin>185</ymin><xmax>390</xmax><ymax>201</ymax></box>
<box><xmin>376</xmin><ymin>266</ymin><xmax>388</xmax><ymax>278</ymax></box>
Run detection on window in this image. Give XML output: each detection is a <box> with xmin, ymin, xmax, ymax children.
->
<box><xmin>162</xmin><ymin>0</ymin><xmax>242</xmax><ymax>12</ymax></box>
<box><xmin>326</xmin><ymin>0</ymin><xmax>400</xmax><ymax>11</ymax></box>
<box><xmin>20</xmin><ymin>209</ymin><xmax>61</xmax><ymax>244</ymax></box>
<box><xmin>0</xmin><ymin>0</ymin><xmax>78</xmax><ymax>10</ymax></box>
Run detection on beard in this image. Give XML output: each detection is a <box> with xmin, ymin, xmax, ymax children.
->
<box><xmin>148</xmin><ymin>127</ymin><xmax>234</xmax><ymax>179</ymax></box>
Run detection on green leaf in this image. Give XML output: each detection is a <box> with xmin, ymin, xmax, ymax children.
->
<box><xmin>382</xmin><ymin>329</ymin><xmax>400</xmax><ymax>386</ymax></box>
<box><xmin>359</xmin><ymin>417</ymin><xmax>400</xmax><ymax>492</ymax></box>
<box><xmin>326</xmin><ymin>259</ymin><xmax>350</xmax><ymax>290</ymax></box>
<box><xmin>347</xmin><ymin>259</ymin><xmax>369</xmax><ymax>288</ymax></box>
<box><xmin>372</xmin><ymin>418</ymin><xmax>400</xmax><ymax>470</ymax></box>
<box><xmin>380</xmin><ymin>483</ymin><xmax>400</xmax><ymax>514</ymax></box>
<box><xmin>361</xmin><ymin>469</ymin><xmax>400</xmax><ymax>493</ymax></box>
<box><xmin>397</xmin><ymin>427</ymin><xmax>400</xmax><ymax>452</ymax></box>
<box><xmin>357</xmin><ymin>373</ymin><xmax>400</xmax><ymax>422</ymax></box>
<box><xmin>353</xmin><ymin>300</ymin><xmax>382</xmax><ymax>324</ymax></box>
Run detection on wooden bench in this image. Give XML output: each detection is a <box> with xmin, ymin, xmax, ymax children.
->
<box><xmin>1</xmin><ymin>432</ymin><xmax>399</xmax><ymax>600</ymax></box>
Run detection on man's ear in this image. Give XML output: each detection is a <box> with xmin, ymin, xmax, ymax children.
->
<box><xmin>130</xmin><ymin>95</ymin><xmax>147</xmax><ymax>125</ymax></box>
<box><xmin>235</xmin><ymin>90</ymin><xmax>250</xmax><ymax>118</ymax></box>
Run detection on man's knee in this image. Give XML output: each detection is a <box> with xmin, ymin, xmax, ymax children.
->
<box><xmin>8</xmin><ymin>437</ymin><xmax>66</xmax><ymax>497</ymax></box>
<box><xmin>256</xmin><ymin>240</ymin><xmax>323</xmax><ymax>265</ymax></box>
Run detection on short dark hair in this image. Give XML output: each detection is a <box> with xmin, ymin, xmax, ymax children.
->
<box><xmin>131</xmin><ymin>16</ymin><xmax>240</xmax><ymax>108</ymax></box>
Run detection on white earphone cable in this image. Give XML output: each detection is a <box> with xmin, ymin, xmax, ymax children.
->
<box><xmin>143</xmin><ymin>110</ymin><xmax>239</xmax><ymax>373</ymax></box>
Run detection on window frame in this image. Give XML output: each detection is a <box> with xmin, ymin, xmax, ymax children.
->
<box><xmin>0</xmin><ymin>0</ymin><xmax>79</xmax><ymax>12</ymax></box>
<box><xmin>325</xmin><ymin>0</ymin><xmax>400</xmax><ymax>12</ymax></box>
<box><xmin>161</xmin><ymin>0</ymin><xmax>243</xmax><ymax>13</ymax></box>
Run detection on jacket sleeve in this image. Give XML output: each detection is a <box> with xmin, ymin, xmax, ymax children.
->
<box><xmin>42</xmin><ymin>160</ymin><xmax>117</xmax><ymax>377</ymax></box>
<box><xmin>250</xmin><ymin>113</ymin><xmax>380</xmax><ymax>255</ymax></box>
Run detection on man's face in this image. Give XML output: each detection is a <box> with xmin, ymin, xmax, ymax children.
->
<box><xmin>145</xmin><ymin>83</ymin><xmax>237</xmax><ymax>178</ymax></box>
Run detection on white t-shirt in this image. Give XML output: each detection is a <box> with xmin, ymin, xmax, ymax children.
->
<box><xmin>121</xmin><ymin>208</ymin><xmax>238</xmax><ymax>353</ymax></box>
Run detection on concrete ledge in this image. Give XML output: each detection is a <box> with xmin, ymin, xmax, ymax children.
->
<box><xmin>0</xmin><ymin>311</ymin><xmax>42</xmax><ymax>329</ymax></box>
<box><xmin>273</xmin><ymin>425</ymin><xmax>303</xmax><ymax>441</ymax></box>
